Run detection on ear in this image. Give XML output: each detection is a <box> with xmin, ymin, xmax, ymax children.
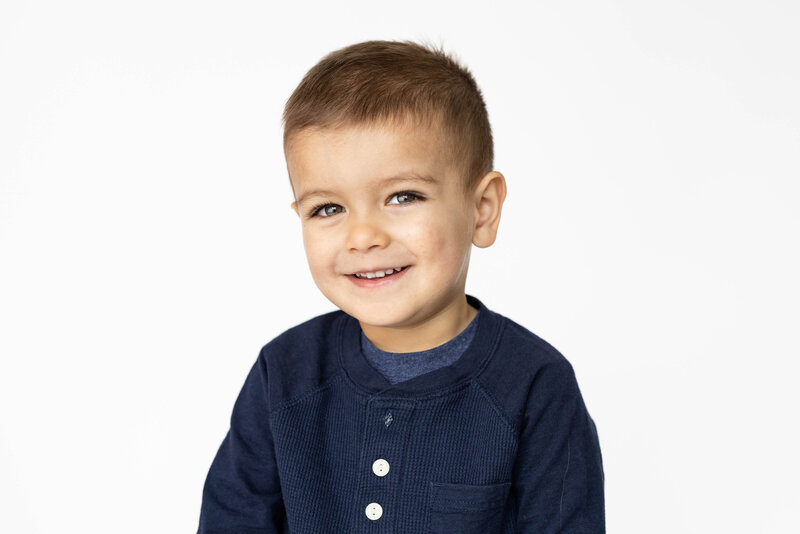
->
<box><xmin>472</xmin><ymin>171</ymin><xmax>507</xmax><ymax>248</ymax></box>
<box><xmin>291</xmin><ymin>201</ymin><xmax>300</xmax><ymax>217</ymax></box>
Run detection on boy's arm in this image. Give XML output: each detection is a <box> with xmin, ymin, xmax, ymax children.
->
<box><xmin>513</xmin><ymin>359</ymin><xmax>605</xmax><ymax>533</ymax></box>
<box><xmin>198</xmin><ymin>354</ymin><xmax>286</xmax><ymax>534</ymax></box>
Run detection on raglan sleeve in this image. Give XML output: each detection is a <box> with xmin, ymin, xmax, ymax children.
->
<box><xmin>513</xmin><ymin>358</ymin><xmax>605</xmax><ymax>533</ymax></box>
<box><xmin>197</xmin><ymin>349</ymin><xmax>286</xmax><ymax>534</ymax></box>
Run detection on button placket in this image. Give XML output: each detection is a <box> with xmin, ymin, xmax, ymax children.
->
<box><xmin>357</xmin><ymin>401</ymin><xmax>415</xmax><ymax>529</ymax></box>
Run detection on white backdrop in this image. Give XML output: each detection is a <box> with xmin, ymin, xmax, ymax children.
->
<box><xmin>1</xmin><ymin>1</ymin><xmax>798</xmax><ymax>532</ymax></box>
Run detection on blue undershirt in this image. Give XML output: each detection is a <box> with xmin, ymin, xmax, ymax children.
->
<box><xmin>360</xmin><ymin>311</ymin><xmax>480</xmax><ymax>385</ymax></box>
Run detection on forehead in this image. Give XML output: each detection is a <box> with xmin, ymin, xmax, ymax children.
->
<box><xmin>285</xmin><ymin>121</ymin><xmax>457</xmax><ymax>196</ymax></box>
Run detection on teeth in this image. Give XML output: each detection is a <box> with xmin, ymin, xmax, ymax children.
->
<box><xmin>355</xmin><ymin>267</ymin><xmax>405</xmax><ymax>279</ymax></box>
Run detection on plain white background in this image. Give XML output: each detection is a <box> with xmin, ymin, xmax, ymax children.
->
<box><xmin>1</xmin><ymin>1</ymin><xmax>798</xmax><ymax>532</ymax></box>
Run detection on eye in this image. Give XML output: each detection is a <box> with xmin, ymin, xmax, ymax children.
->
<box><xmin>311</xmin><ymin>203</ymin><xmax>345</xmax><ymax>218</ymax></box>
<box><xmin>387</xmin><ymin>191</ymin><xmax>423</xmax><ymax>205</ymax></box>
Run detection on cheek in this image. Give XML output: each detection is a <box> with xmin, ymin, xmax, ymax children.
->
<box><xmin>302</xmin><ymin>228</ymin><xmax>334</xmax><ymax>275</ymax></box>
<box><xmin>401</xmin><ymin>217</ymin><xmax>468</xmax><ymax>262</ymax></box>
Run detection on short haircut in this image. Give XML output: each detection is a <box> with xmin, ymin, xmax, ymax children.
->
<box><xmin>283</xmin><ymin>40</ymin><xmax>493</xmax><ymax>189</ymax></box>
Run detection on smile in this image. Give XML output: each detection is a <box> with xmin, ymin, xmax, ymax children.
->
<box><xmin>352</xmin><ymin>266</ymin><xmax>408</xmax><ymax>279</ymax></box>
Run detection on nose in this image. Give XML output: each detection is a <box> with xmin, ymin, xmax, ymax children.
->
<box><xmin>345</xmin><ymin>216</ymin><xmax>390</xmax><ymax>252</ymax></box>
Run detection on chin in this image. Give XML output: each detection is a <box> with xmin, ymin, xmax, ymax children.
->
<box><xmin>338</xmin><ymin>300</ymin><xmax>415</xmax><ymax>328</ymax></box>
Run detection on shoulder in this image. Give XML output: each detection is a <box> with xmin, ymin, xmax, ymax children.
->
<box><xmin>256</xmin><ymin>309</ymin><xmax>348</xmax><ymax>411</ymax></box>
<box><xmin>490</xmin><ymin>310</ymin><xmax>575</xmax><ymax>379</ymax></box>
<box><xmin>262</xmin><ymin>309</ymin><xmax>344</xmax><ymax>356</ymax></box>
<box><xmin>477</xmin><ymin>308</ymin><xmax>580</xmax><ymax>424</ymax></box>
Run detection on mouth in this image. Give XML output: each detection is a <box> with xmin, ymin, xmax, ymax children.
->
<box><xmin>346</xmin><ymin>266</ymin><xmax>410</xmax><ymax>287</ymax></box>
<box><xmin>351</xmin><ymin>266</ymin><xmax>408</xmax><ymax>279</ymax></box>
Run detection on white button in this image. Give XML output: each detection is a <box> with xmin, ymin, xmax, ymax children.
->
<box><xmin>365</xmin><ymin>502</ymin><xmax>383</xmax><ymax>520</ymax></box>
<box><xmin>372</xmin><ymin>458</ymin><xmax>390</xmax><ymax>477</ymax></box>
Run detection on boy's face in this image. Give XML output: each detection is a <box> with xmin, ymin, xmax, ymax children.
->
<box><xmin>286</xmin><ymin>121</ymin><xmax>479</xmax><ymax>336</ymax></box>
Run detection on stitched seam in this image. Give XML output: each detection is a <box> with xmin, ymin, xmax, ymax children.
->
<box><xmin>559</xmin><ymin>439</ymin><xmax>571</xmax><ymax>530</ymax></box>
<box><xmin>473</xmin><ymin>380</ymin><xmax>518</xmax><ymax>436</ymax></box>
<box><xmin>270</xmin><ymin>372</ymin><xmax>346</xmax><ymax>416</ymax></box>
<box><xmin>340</xmin><ymin>369</ymin><xmax>476</xmax><ymax>402</ymax></box>
<box><xmin>473</xmin><ymin>318</ymin><xmax>508</xmax><ymax>379</ymax></box>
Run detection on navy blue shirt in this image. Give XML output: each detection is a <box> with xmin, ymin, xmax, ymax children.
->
<box><xmin>198</xmin><ymin>296</ymin><xmax>605</xmax><ymax>533</ymax></box>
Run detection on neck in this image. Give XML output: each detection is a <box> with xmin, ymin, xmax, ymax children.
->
<box><xmin>360</xmin><ymin>297</ymin><xmax>478</xmax><ymax>353</ymax></box>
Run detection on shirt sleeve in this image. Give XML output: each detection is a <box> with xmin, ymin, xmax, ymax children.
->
<box><xmin>197</xmin><ymin>353</ymin><xmax>286</xmax><ymax>534</ymax></box>
<box><xmin>513</xmin><ymin>359</ymin><xmax>605</xmax><ymax>533</ymax></box>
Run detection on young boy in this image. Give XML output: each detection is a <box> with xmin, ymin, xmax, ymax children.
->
<box><xmin>198</xmin><ymin>41</ymin><xmax>604</xmax><ymax>533</ymax></box>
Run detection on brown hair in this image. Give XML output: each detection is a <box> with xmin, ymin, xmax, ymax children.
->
<box><xmin>283</xmin><ymin>40</ymin><xmax>493</xmax><ymax>189</ymax></box>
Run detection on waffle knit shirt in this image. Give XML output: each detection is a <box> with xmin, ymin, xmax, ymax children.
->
<box><xmin>198</xmin><ymin>296</ymin><xmax>605</xmax><ymax>533</ymax></box>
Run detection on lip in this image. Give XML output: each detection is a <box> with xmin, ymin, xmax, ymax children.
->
<box><xmin>347</xmin><ymin>266</ymin><xmax>410</xmax><ymax>288</ymax></box>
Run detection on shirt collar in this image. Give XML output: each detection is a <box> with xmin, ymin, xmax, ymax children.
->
<box><xmin>336</xmin><ymin>295</ymin><xmax>506</xmax><ymax>397</ymax></box>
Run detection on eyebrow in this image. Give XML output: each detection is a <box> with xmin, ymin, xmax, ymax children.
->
<box><xmin>295</xmin><ymin>173</ymin><xmax>438</xmax><ymax>207</ymax></box>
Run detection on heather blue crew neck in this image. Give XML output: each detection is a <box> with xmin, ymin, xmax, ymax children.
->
<box><xmin>360</xmin><ymin>311</ymin><xmax>479</xmax><ymax>385</ymax></box>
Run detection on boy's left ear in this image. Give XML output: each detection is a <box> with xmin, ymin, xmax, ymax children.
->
<box><xmin>472</xmin><ymin>171</ymin><xmax>507</xmax><ymax>248</ymax></box>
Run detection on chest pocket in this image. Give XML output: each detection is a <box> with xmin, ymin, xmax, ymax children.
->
<box><xmin>427</xmin><ymin>482</ymin><xmax>511</xmax><ymax>534</ymax></box>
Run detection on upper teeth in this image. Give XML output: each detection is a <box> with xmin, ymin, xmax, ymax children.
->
<box><xmin>355</xmin><ymin>267</ymin><xmax>404</xmax><ymax>279</ymax></box>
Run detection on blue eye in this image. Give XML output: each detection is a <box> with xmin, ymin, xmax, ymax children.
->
<box><xmin>312</xmin><ymin>204</ymin><xmax>345</xmax><ymax>218</ymax></box>
<box><xmin>387</xmin><ymin>192</ymin><xmax>422</xmax><ymax>205</ymax></box>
